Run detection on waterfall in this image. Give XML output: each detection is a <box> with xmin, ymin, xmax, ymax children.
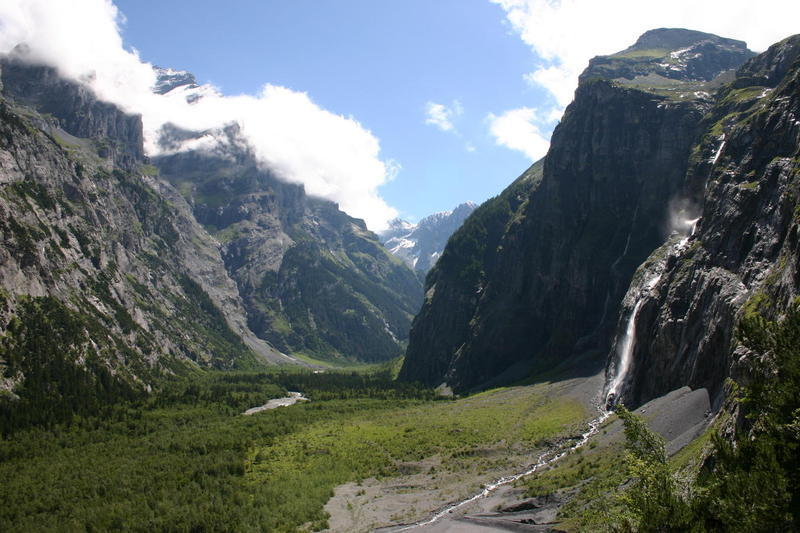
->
<box><xmin>606</xmin><ymin>273</ymin><xmax>662</xmax><ymax>407</ymax></box>
<box><xmin>711</xmin><ymin>135</ymin><xmax>726</xmax><ymax>165</ymax></box>
<box><xmin>605</xmin><ymin>300</ymin><xmax>643</xmax><ymax>406</ymax></box>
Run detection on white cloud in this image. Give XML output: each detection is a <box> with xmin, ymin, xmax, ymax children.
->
<box><xmin>424</xmin><ymin>100</ymin><xmax>463</xmax><ymax>132</ymax></box>
<box><xmin>487</xmin><ymin>107</ymin><xmax>551</xmax><ymax>161</ymax></box>
<box><xmin>0</xmin><ymin>0</ymin><xmax>398</xmax><ymax>231</ymax></box>
<box><xmin>492</xmin><ymin>0</ymin><xmax>800</xmax><ymax>112</ymax></box>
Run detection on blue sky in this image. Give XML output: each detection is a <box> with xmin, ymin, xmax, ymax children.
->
<box><xmin>1</xmin><ymin>0</ymin><xmax>797</xmax><ymax>230</ymax></box>
<box><xmin>112</xmin><ymin>0</ymin><xmax>547</xmax><ymax>223</ymax></box>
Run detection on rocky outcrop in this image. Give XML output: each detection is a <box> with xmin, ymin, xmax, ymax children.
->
<box><xmin>607</xmin><ymin>35</ymin><xmax>800</xmax><ymax>408</ymax></box>
<box><xmin>379</xmin><ymin>202</ymin><xmax>477</xmax><ymax>275</ymax></box>
<box><xmin>1</xmin><ymin>48</ymin><xmax>145</xmax><ymax>171</ymax></box>
<box><xmin>401</xmin><ymin>29</ymin><xmax>756</xmax><ymax>392</ymax></box>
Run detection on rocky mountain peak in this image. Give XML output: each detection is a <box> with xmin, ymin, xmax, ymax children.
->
<box><xmin>580</xmin><ymin>27</ymin><xmax>755</xmax><ymax>94</ymax></box>
<box><xmin>628</xmin><ymin>28</ymin><xmax>748</xmax><ymax>54</ymax></box>
<box><xmin>153</xmin><ymin>66</ymin><xmax>198</xmax><ymax>95</ymax></box>
<box><xmin>379</xmin><ymin>202</ymin><xmax>477</xmax><ymax>275</ymax></box>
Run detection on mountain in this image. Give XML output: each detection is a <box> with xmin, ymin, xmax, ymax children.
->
<box><xmin>605</xmin><ymin>34</ymin><xmax>800</xmax><ymax>409</ymax></box>
<box><xmin>400</xmin><ymin>28</ymin><xmax>761</xmax><ymax>394</ymax></box>
<box><xmin>378</xmin><ymin>202</ymin><xmax>476</xmax><ymax>275</ymax></box>
<box><xmin>0</xmin><ymin>50</ymin><xmax>422</xmax><ymax>430</ymax></box>
<box><xmin>152</xmin><ymin>72</ymin><xmax>423</xmax><ymax>364</ymax></box>
<box><xmin>0</xmin><ymin>52</ymin><xmax>278</xmax><ymax>429</ymax></box>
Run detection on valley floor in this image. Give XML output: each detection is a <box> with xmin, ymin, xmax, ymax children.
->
<box><xmin>322</xmin><ymin>373</ymin><xmax>605</xmax><ymax>532</ymax></box>
<box><xmin>0</xmin><ymin>368</ymin><xmax>717</xmax><ymax>532</ymax></box>
<box><xmin>323</xmin><ymin>378</ymin><xmax>714</xmax><ymax>533</ymax></box>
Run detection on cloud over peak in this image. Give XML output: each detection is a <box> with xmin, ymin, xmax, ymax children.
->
<box><xmin>0</xmin><ymin>0</ymin><xmax>398</xmax><ymax>231</ymax></box>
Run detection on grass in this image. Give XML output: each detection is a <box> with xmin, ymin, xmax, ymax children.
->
<box><xmin>0</xmin><ymin>350</ymin><xmax>594</xmax><ymax>532</ymax></box>
<box><xmin>290</xmin><ymin>350</ymin><xmax>359</xmax><ymax>369</ymax></box>
<box><xmin>610</xmin><ymin>48</ymin><xmax>670</xmax><ymax>59</ymax></box>
<box><xmin>0</xmin><ymin>370</ymin><xmax>437</xmax><ymax>532</ymax></box>
<box><xmin>248</xmin><ymin>383</ymin><xmax>590</xmax><ymax>529</ymax></box>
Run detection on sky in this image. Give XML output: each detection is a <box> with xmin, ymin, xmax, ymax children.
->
<box><xmin>1</xmin><ymin>1</ymin><xmax>798</xmax><ymax>231</ymax></box>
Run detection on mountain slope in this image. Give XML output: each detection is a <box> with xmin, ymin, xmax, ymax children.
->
<box><xmin>399</xmin><ymin>160</ymin><xmax>544</xmax><ymax>386</ymax></box>
<box><xmin>401</xmin><ymin>29</ymin><xmax>755</xmax><ymax>392</ymax></box>
<box><xmin>0</xmin><ymin>51</ymin><xmax>424</xmax><ymax>431</ymax></box>
<box><xmin>0</xmin><ymin>56</ymin><xmax>277</xmax><ymax>430</ymax></box>
<box><xmin>154</xmin><ymin>135</ymin><xmax>423</xmax><ymax>364</ymax></box>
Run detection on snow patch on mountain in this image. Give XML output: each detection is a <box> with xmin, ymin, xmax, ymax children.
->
<box><xmin>379</xmin><ymin>202</ymin><xmax>477</xmax><ymax>275</ymax></box>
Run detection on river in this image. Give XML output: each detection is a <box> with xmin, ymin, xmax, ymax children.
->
<box><xmin>243</xmin><ymin>391</ymin><xmax>308</xmax><ymax>415</ymax></box>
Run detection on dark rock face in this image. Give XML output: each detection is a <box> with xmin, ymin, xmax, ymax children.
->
<box><xmin>402</xmin><ymin>29</ymin><xmax>759</xmax><ymax>392</ymax></box>
<box><xmin>400</xmin><ymin>162</ymin><xmax>543</xmax><ymax>386</ymax></box>
<box><xmin>403</xmin><ymin>83</ymin><xmax>703</xmax><ymax>391</ymax></box>
<box><xmin>610</xmin><ymin>35</ymin><xmax>800</xmax><ymax>408</ymax></box>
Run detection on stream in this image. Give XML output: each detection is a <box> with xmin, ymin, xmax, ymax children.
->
<box><xmin>386</xmin><ymin>410</ymin><xmax>611</xmax><ymax>532</ymax></box>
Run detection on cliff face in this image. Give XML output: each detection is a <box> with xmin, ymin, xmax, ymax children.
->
<box><xmin>401</xmin><ymin>29</ymin><xmax>754</xmax><ymax>392</ymax></box>
<box><xmin>0</xmin><ymin>60</ymin><xmax>276</xmax><ymax>423</ymax></box>
<box><xmin>607</xmin><ymin>35</ymin><xmax>800</xmax><ymax>408</ymax></box>
<box><xmin>1</xmin><ymin>49</ymin><xmax>145</xmax><ymax>171</ymax></box>
<box><xmin>156</xmin><ymin>144</ymin><xmax>422</xmax><ymax>363</ymax></box>
<box><xmin>399</xmin><ymin>161</ymin><xmax>543</xmax><ymax>386</ymax></box>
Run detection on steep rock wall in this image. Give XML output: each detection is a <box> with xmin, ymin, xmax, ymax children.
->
<box><xmin>609</xmin><ymin>36</ymin><xmax>800</xmax><ymax>408</ymax></box>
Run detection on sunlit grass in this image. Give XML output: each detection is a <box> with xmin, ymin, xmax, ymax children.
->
<box><xmin>247</xmin><ymin>384</ymin><xmax>589</xmax><ymax>529</ymax></box>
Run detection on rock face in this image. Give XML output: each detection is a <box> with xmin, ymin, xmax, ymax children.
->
<box><xmin>156</xmin><ymin>142</ymin><xmax>422</xmax><ymax>364</ymax></box>
<box><xmin>1</xmin><ymin>47</ymin><xmax>145</xmax><ymax>171</ymax></box>
<box><xmin>607</xmin><ymin>35</ymin><xmax>800</xmax><ymax>408</ymax></box>
<box><xmin>401</xmin><ymin>29</ymin><xmax>757</xmax><ymax>392</ymax></box>
<box><xmin>0</xmin><ymin>53</ymin><xmax>423</xmax><ymax>422</ymax></box>
<box><xmin>399</xmin><ymin>162</ymin><xmax>543</xmax><ymax>386</ymax></box>
<box><xmin>379</xmin><ymin>202</ymin><xmax>477</xmax><ymax>275</ymax></box>
<box><xmin>0</xmin><ymin>57</ymin><xmax>273</xmax><ymax>419</ymax></box>
<box><xmin>149</xmin><ymin>67</ymin><xmax>421</xmax><ymax>364</ymax></box>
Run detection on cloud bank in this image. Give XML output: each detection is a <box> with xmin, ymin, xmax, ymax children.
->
<box><xmin>0</xmin><ymin>0</ymin><xmax>398</xmax><ymax>231</ymax></box>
